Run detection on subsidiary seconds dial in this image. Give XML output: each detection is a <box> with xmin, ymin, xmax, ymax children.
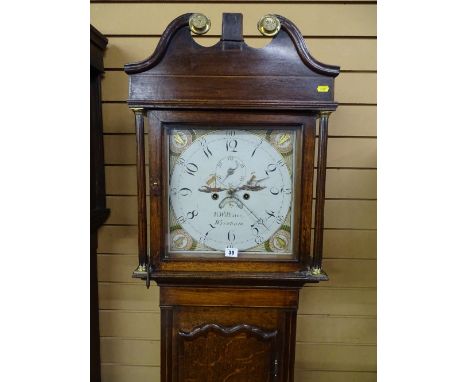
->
<box><xmin>169</xmin><ymin>130</ymin><xmax>293</xmax><ymax>252</ymax></box>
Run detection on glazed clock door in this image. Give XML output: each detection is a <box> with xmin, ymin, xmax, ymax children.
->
<box><xmin>166</xmin><ymin>126</ymin><xmax>301</xmax><ymax>259</ymax></box>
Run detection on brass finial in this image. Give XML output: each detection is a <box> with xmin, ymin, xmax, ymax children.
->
<box><xmin>189</xmin><ymin>13</ymin><xmax>211</xmax><ymax>35</ymax></box>
<box><xmin>257</xmin><ymin>14</ymin><xmax>281</xmax><ymax>37</ymax></box>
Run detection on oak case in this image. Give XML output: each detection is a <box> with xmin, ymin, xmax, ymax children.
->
<box><xmin>125</xmin><ymin>12</ymin><xmax>339</xmax><ymax>381</ymax></box>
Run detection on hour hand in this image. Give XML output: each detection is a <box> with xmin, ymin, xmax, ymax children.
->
<box><xmin>222</xmin><ymin>166</ymin><xmax>238</xmax><ymax>183</ymax></box>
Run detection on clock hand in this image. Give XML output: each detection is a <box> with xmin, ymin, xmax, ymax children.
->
<box><xmin>222</xmin><ymin>167</ymin><xmax>237</xmax><ymax>183</ymax></box>
<box><xmin>217</xmin><ymin>195</ymin><xmax>267</xmax><ymax>230</ymax></box>
<box><xmin>221</xmin><ymin>161</ymin><xmax>240</xmax><ymax>183</ymax></box>
<box><xmin>231</xmin><ymin>196</ymin><xmax>268</xmax><ymax>230</ymax></box>
<box><xmin>217</xmin><ymin>188</ymin><xmax>266</xmax><ymax>219</ymax></box>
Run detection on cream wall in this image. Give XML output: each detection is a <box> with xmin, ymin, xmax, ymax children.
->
<box><xmin>91</xmin><ymin>1</ymin><xmax>377</xmax><ymax>381</ymax></box>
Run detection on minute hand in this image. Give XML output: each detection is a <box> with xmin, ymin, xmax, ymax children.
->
<box><xmin>232</xmin><ymin>196</ymin><xmax>268</xmax><ymax>229</ymax></box>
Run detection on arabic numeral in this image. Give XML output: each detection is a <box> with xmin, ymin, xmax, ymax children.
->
<box><xmin>179</xmin><ymin>187</ymin><xmax>192</xmax><ymax>196</ymax></box>
<box><xmin>265</xmin><ymin>163</ymin><xmax>277</xmax><ymax>176</ymax></box>
<box><xmin>200</xmin><ymin>224</ymin><xmax>215</xmax><ymax>244</ymax></box>
<box><xmin>270</xmin><ymin>187</ymin><xmax>280</xmax><ymax>195</ymax></box>
<box><xmin>228</xmin><ymin>230</ymin><xmax>236</xmax><ymax>242</ymax></box>
<box><xmin>226</xmin><ymin>139</ymin><xmax>238</xmax><ymax>152</ymax></box>
<box><xmin>265</xmin><ymin>210</ymin><xmax>276</xmax><ymax>219</ymax></box>
<box><xmin>270</xmin><ymin>186</ymin><xmax>291</xmax><ymax>196</ymax></box>
<box><xmin>200</xmin><ymin>138</ymin><xmax>213</xmax><ymax>158</ymax></box>
<box><xmin>186</xmin><ymin>210</ymin><xmax>198</xmax><ymax>220</ymax></box>
<box><xmin>250</xmin><ymin>224</ymin><xmax>259</xmax><ymax>235</ymax></box>
<box><xmin>251</xmin><ymin>139</ymin><xmax>263</xmax><ymax>157</ymax></box>
<box><xmin>185</xmin><ymin>162</ymin><xmax>198</xmax><ymax>176</ymax></box>
<box><xmin>270</xmin><ymin>187</ymin><xmax>291</xmax><ymax>196</ymax></box>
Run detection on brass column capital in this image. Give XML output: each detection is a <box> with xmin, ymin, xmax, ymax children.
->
<box><xmin>131</xmin><ymin>107</ymin><xmax>146</xmax><ymax>115</ymax></box>
<box><xmin>319</xmin><ymin>111</ymin><xmax>332</xmax><ymax>117</ymax></box>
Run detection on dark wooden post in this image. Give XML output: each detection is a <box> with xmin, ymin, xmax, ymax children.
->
<box><xmin>132</xmin><ymin>108</ymin><xmax>148</xmax><ymax>272</ymax></box>
<box><xmin>91</xmin><ymin>25</ymin><xmax>109</xmax><ymax>382</ymax></box>
<box><xmin>312</xmin><ymin>111</ymin><xmax>332</xmax><ymax>274</ymax></box>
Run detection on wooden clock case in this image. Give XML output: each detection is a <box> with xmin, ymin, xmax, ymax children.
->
<box><xmin>125</xmin><ymin>13</ymin><xmax>339</xmax><ymax>382</ymax></box>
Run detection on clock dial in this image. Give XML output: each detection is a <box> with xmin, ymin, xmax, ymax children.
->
<box><xmin>168</xmin><ymin>129</ymin><xmax>295</xmax><ymax>254</ymax></box>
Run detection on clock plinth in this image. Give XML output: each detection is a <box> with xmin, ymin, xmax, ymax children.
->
<box><xmin>125</xmin><ymin>13</ymin><xmax>339</xmax><ymax>381</ymax></box>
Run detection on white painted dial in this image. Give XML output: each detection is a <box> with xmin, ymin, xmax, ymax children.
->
<box><xmin>169</xmin><ymin>129</ymin><xmax>293</xmax><ymax>252</ymax></box>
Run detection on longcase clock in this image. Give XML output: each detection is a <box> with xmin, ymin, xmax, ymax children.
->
<box><xmin>124</xmin><ymin>13</ymin><xmax>340</xmax><ymax>382</ymax></box>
